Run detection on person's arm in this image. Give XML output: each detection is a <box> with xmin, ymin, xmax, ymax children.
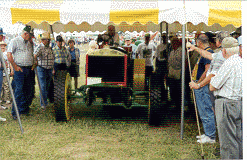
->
<box><xmin>7</xmin><ymin>40</ymin><xmax>22</xmax><ymax>72</ymax></box>
<box><xmin>198</xmin><ymin>63</ymin><xmax>210</xmax><ymax>83</ymax></box>
<box><xmin>189</xmin><ymin>74</ymin><xmax>215</xmax><ymax>89</ymax></box>
<box><xmin>186</xmin><ymin>42</ymin><xmax>213</xmax><ymax>60</ymax></box>
<box><xmin>209</xmin><ymin>84</ymin><xmax>217</xmax><ymax>91</ymax></box>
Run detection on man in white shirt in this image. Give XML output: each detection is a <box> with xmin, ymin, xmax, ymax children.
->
<box><xmin>136</xmin><ymin>33</ymin><xmax>156</xmax><ymax>90</ymax></box>
<box><xmin>210</xmin><ymin>37</ymin><xmax>242</xmax><ymax>159</ymax></box>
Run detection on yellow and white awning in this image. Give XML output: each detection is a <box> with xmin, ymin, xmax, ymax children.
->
<box><xmin>0</xmin><ymin>0</ymin><xmax>242</xmax><ymax>33</ymax></box>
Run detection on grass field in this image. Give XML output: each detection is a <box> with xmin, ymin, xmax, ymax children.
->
<box><xmin>0</xmin><ymin>44</ymin><xmax>220</xmax><ymax>159</ymax></box>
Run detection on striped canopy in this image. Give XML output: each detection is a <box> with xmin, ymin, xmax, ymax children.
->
<box><xmin>0</xmin><ymin>0</ymin><xmax>242</xmax><ymax>33</ymax></box>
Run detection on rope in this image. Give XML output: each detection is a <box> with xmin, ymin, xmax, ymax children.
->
<box><xmin>183</xmin><ymin>1</ymin><xmax>205</xmax><ymax>159</ymax></box>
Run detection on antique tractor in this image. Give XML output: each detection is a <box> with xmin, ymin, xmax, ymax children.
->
<box><xmin>54</xmin><ymin>46</ymin><xmax>168</xmax><ymax>126</ymax></box>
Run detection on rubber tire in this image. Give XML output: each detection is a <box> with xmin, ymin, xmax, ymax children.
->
<box><xmin>148</xmin><ymin>73</ymin><xmax>166</xmax><ymax>126</ymax></box>
<box><xmin>54</xmin><ymin>70</ymin><xmax>69</xmax><ymax>122</ymax></box>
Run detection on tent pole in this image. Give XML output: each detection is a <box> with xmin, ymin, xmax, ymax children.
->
<box><xmin>180</xmin><ymin>23</ymin><xmax>186</xmax><ymax>139</ymax></box>
<box><xmin>0</xmin><ymin>50</ymin><xmax>24</xmax><ymax>134</ymax></box>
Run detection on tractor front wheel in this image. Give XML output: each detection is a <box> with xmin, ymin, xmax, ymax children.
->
<box><xmin>54</xmin><ymin>71</ymin><xmax>72</xmax><ymax>122</ymax></box>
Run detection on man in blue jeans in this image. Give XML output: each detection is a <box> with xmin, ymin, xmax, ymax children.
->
<box><xmin>34</xmin><ymin>32</ymin><xmax>55</xmax><ymax>110</ymax></box>
<box><xmin>7</xmin><ymin>25</ymin><xmax>35</xmax><ymax>119</ymax></box>
<box><xmin>190</xmin><ymin>34</ymin><xmax>216</xmax><ymax>143</ymax></box>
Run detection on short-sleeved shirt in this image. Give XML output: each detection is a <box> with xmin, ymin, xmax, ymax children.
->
<box><xmin>206</xmin><ymin>50</ymin><xmax>226</xmax><ymax>77</ymax></box>
<box><xmin>34</xmin><ymin>43</ymin><xmax>55</xmax><ymax>69</ymax></box>
<box><xmin>137</xmin><ymin>42</ymin><xmax>156</xmax><ymax>66</ymax></box>
<box><xmin>7</xmin><ymin>36</ymin><xmax>34</xmax><ymax>66</ymax></box>
<box><xmin>196</xmin><ymin>47</ymin><xmax>213</xmax><ymax>80</ymax></box>
<box><xmin>123</xmin><ymin>44</ymin><xmax>137</xmax><ymax>59</ymax></box>
<box><xmin>53</xmin><ymin>45</ymin><xmax>70</xmax><ymax>64</ymax></box>
<box><xmin>155</xmin><ymin>43</ymin><xmax>172</xmax><ymax>61</ymax></box>
<box><xmin>68</xmin><ymin>47</ymin><xmax>80</xmax><ymax>65</ymax></box>
<box><xmin>211</xmin><ymin>54</ymin><xmax>242</xmax><ymax>100</ymax></box>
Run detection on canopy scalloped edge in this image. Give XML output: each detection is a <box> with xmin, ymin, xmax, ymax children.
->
<box><xmin>24</xmin><ymin>20</ymin><xmax>239</xmax><ymax>33</ymax></box>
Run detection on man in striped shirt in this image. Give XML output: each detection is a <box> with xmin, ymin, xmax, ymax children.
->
<box><xmin>7</xmin><ymin>25</ymin><xmax>35</xmax><ymax>119</ymax></box>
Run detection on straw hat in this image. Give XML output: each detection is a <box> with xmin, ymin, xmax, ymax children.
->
<box><xmin>41</xmin><ymin>32</ymin><xmax>51</xmax><ymax>40</ymax></box>
<box><xmin>0</xmin><ymin>41</ymin><xmax>7</xmax><ymax>46</ymax></box>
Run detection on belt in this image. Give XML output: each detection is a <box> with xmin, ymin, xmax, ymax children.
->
<box><xmin>18</xmin><ymin>66</ymin><xmax>32</xmax><ymax>69</ymax></box>
<box><xmin>215</xmin><ymin>95</ymin><xmax>225</xmax><ymax>99</ymax></box>
<box><xmin>215</xmin><ymin>95</ymin><xmax>242</xmax><ymax>101</ymax></box>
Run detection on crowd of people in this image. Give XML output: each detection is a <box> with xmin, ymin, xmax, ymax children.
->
<box><xmin>0</xmin><ymin>24</ymin><xmax>243</xmax><ymax>159</ymax></box>
<box><xmin>0</xmin><ymin>25</ymin><xmax>80</xmax><ymax>121</ymax></box>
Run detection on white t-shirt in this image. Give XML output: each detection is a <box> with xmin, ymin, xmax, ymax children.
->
<box><xmin>136</xmin><ymin>42</ymin><xmax>156</xmax><ymax>66</ymax></box>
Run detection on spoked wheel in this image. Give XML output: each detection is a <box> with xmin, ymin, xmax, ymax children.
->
<box><xmin>54</xmin><ymin>71</ymin><xmax>72</xmax><ymax>122</ymax></box>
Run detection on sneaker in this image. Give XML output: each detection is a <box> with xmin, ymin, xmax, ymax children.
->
<box><xmin>0</xmin><ymin>106</ymin><xmax>7</xmax><ymax>110</ymax></box>
<box><xmin>196</xmin><ymin>134</ymin><xmax>206</xmax><ymax>139</ymax></box>
<box><xmin>6</xmin><ymin>101</ymin><xmax>11</xmax><ymax>104</ymax></box>
<box><xmin>0</xmin><ymin>116</ymin><xmax>6</xmax><ymax>121</ymax></box>
<box><xmin>197</xmin><ymin>135</ymin><xmax>215</xmax><ymax>144</ymax></box>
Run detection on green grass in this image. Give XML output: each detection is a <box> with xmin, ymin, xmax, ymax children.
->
<box><xmin>0</xmin><ymin>44</ymin><xmax>220</xmax><ymax>159</ymax></box>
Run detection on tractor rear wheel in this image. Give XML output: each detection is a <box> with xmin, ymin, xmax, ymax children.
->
<box><xmin>54</xmin><ymin>71</ymin><xmax>72</xmax><ymax>122</ymax></box>
<box><xmin>148</xmin><ymin>74</ymin><xmax>167</xmax><ymax>126</ymax></box>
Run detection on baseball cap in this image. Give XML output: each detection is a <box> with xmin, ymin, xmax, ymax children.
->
<box><xmin>125</xmin><ymin>35</ymin><xmax>131</xmax><ymax>40</ymax></box>
<box><xmin>204</xmin><ymin>32</ymin><xmax>216</xmax><ymax>43</ymax></box>
<box><xmin>0</xmin><ymin>28</ymin><xmax>5</xmax><ymax>35</ymax></box>
<box><xmin>145</xmin><ymin>33</ymin><xmax>150</xmax><ymax>37</ymax></box>
<box><xmin>56</xmin><ymin>35</ymin><xmax>63</xmax><ymax>42</ymax></box>
<box><xmin>23</xmin><ymin>25</ymin><xmax>34</xmax><ymax>36</ymax></box>
<box><xmin>222</xmin><ymin>37</ymin><xmax>239</xmax><ymax>49</ymax></box>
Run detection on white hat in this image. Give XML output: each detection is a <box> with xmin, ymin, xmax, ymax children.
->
<box><xmin>125</xmin><ymin>35</ymin><xmax>131</xmax><ymax>40</ymax></box>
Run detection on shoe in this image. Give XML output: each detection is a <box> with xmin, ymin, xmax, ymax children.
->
<box><xmin>0</xmin><ymin>116</ymin><xmax>6</xmax><ymax>121</ymax></box>
<box><xmin>196</xmin><ymin>134</ymin><xmax>206</xmax><ymax>139</ymax></box>
<box><xmin>6</xmin><ymin>101</ymin><xmax>11</xmax><ymax>104</ymax></box>
<box><xmin>0</xmin><ymin>106</ymin><xmax>7</xmax><ymax>110</ymax></box>
<box><xmin>197</xmin><ymin>135</ymin><xmax>215</xmax><ymax>144</ymax></box>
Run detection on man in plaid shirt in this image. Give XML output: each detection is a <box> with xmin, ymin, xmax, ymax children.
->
<box><xmin>53</xmin><ymin>35</ymin><xmax>71</xmax><ymax>71</ymax></box>
<box><xmin>34</xmin><ymin>32</ymin><xmax>55</xmax><ymax>109</ymax></box>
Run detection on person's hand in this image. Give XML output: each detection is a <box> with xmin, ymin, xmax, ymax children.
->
<box><xmin>10</xmin><ymin>70</ymin><xmax>14</xmax><ymax>77</ymax></box>
<box><xmin>52</xmin><ymin>69</ymin><xmax>55</xmax><ymax>75</ymax></box>
<box><xmin>189</xmin><ymin>81</ymin><xmax>200</xmax><ymax>89</ymax></box>
<box><xmin>186</xmin><ymin>42</ymin><xmax>196</xmax><ymax>52</ymax></box>
<box><xmin>13</xmin><ymin>65</ymin><xmax>23</xmax><ymax>72</ymax></box>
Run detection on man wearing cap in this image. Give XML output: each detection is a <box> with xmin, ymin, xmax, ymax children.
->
<box><xmin>53</xmin><ymin>35</ymin><xmax>71</xmax><ymax>72</ymax></box>
<box><xmin>7</xmin><ymin>25</ymin><xmax>35</xmax><ymax>119</ymax></box>
<box><xmin>104</xmin><ymin>25</ymin><xmax>120</xmax><ymax>47</ymax></box>
<box><xmin>67</xmin><ymin>39</ymin><xmax>80</xmax><ymax>91</ymax></box>
<box><xmin>188</xmin><ymin>31</ymin><xmax>230</xmax><ymax>109</ymax></box>
<box><xmin>136</xmin><ymin>33</ymin><xmax>156</xmax><ymax>90</ymax></box>
<box><xmin>210</xmin><ymin>37</ymin><xmax>242</xmax><ymax>159</ymax></box>
<box><xmin>0</xmin><ymin>41</ymin><xmax>13</xmax><ymax>109</ymax></box>
<box><xmin>34</xmin><ymin>32</ymin><xmax>55</xmax><ymax>109</ymax></box>
<box><xmin>123</xmin><ymin>35</ymin><xmax>137</xmax><ymax>59</ymax></box>
<box><xmin>0</xmin><ymin>28</ymin><xmax>5</xmax><ymax>42</ymax></box>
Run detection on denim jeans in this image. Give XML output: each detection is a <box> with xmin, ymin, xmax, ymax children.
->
<box><xmin>37</xmin><ymin>66</ymin><xmax>53</xmax><ymax>107</ymax></box>
<box><xmin>194</xmin><ymin>84</ymin><xmax>216</xmax><ymax>139</ymax></box>
<box><xmin>0</xmin><ymin>69</ymin><xmax>3</xmax><ymax>96</ymax></box>
<box><xmin>12</xmin><ymin>67</ymin><xmax>35</xmax><ymax>116</ymax></box>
